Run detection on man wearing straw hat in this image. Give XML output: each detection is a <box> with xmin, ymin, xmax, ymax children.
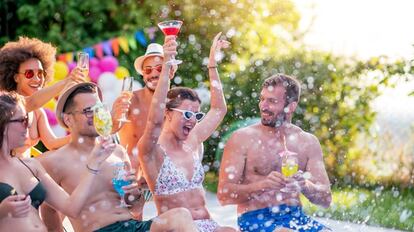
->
<box><xmin>118</xmin><ymin>43</ymin><xmax>176</xmax><ymax>168</ymax></box>
<box><xmin>218</xmin><ymin>74</ymin><xmax>332</xmax><ymax>232</ymax></box>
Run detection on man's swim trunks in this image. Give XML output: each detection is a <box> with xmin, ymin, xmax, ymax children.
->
<box><xmin>238</xmin><ymin>204</ymin><xmax>329</xmax><ymax>232</ymax></box>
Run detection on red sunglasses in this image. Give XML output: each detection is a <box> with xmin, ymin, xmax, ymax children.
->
<box><xmin>143</xmin><ymin>65</ymin><xmax>162</xmax><ymax>75</ymax></box>
<box><xmin>18</xmin><ymin>69</ymin><xmax>46</xmax><ymax>79</ymax></box>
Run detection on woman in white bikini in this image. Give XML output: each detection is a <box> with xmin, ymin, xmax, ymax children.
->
<box><xmin>138</xmin><ymin>33</ymin><xmax>235</xmax><ymax>232</ymax></box>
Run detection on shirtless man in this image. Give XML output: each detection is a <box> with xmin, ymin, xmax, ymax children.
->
<box><xmin>218</xmin><ymin>74</ymin><xmax>332</xmax><ymax>232</ymax></box>
<box><xmin>118</xmin><ymin>43</ymin><xmax>175</xmax><ymax>167</ymax></box>
<box><xmin>38</xmin><ymin>82</ymin><xmax>196</xmax><ymax>232</ymax></box>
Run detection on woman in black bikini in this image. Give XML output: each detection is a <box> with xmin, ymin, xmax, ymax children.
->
<box><xmin>0</xmin><ymin>91</ymin><xmax>116</xmax><ymax>231</ymax></box>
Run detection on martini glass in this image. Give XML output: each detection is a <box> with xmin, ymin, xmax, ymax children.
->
<box><xmin>157</xmin><ymin>20</ymin><xmax>183</xmax><ymax>65</ymax></box>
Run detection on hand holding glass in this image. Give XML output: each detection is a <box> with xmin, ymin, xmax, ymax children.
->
<box><xmin>77</xmin><ymin>52</ymin><xmax>89</xmax><ymax>77</ymax></box>
<box><xmin>93</xmin><ymin>104</ymin><xmax>113</xmax><ymax>138</ymax></box>
<box><xmin>158</xmin><ymin>20</ymin><xmax>183</xmax><ymax>65</ymax></box>
<box><xmin>280</xmin><ymin>152</ymin><xmax>299</xmax><ymax>193</ymax></box>
<box><xmin>118</xmin><ymin>76</ymin><xmax>133</xmax><ymax>122</ymax></box>
<box><xmin>112</xmin><ymin>162</ymin><xmax>132</xmax><ymax>207</ymax></box>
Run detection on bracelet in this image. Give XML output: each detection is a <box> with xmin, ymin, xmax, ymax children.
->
<box><xmin>86</xmin><ymin>164</ymin><xmax>99</xmax><ymax>175</ymax></box>
<box><xmin>207</xmin><ymin>65</ymin><xmax>218</xmax><ymax>69</ymax></box>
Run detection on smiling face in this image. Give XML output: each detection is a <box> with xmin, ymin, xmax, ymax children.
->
<box><xmin>259</xmin><ymin>85</ymin><xmax>289</xmax><ymax>128</ymax></box>
<box><xmin>166</xmin><ymin>99</ymin><xmax>201</xmax><ymax>140</ymax></box>
<box><xmin>142</xmin><ymin>56</ymin><xmax>164</xmax><ymax>91</ymax></box>
<box><xmin>14</xmin><ymin>58</ymin><xmax>45</xmax><ymax>96</ymax></box>
<box><xmin>64</xmin><ymin>93</ymin><xmax>101</xmax><ymax>137</ymax></box>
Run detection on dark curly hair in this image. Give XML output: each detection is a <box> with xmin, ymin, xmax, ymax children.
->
<box><xmin>166</xmin><ymin>87</ymin><xmax>201</xmax><ymax>110</ymax></box>
<box><xmin>0</xmin><ymin>91</ymin><xmax>25</xmax><ymax>148</ymax></box>
<box><xmin>0</xmin><ymin>37</ymin><xmax>56</xmax><ymax>91</ymax></box>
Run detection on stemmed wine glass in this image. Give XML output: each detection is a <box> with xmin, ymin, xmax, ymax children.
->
<box><xmin>92</xmin><ymin>103</ymin><xmax>113</xmax><ymax>139</ymax></box>
<box><xmin>118</xmin><ymin>76</ymin><xmax>134</xmax><ymax>122</ymax></box>
<box><xmin>112</xmin><ymin>162</ymin><xmax>132</xmax><ymax>207</ymax></box>
<box><xmin>77</xmin><ymin>52</ymin><xmax>89</xmax><ymax>77</ymax></box>
<box><xmin>157</xmin><ymin>20</ymin><xmax>183</xmax><ymax>65</ymax></box>
<box><xmin>279</xmin><ymin>135</ymin><xmax>299</xmax><ymax>193</ymax></box>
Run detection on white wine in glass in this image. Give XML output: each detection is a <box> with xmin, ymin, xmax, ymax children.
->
<box><xmin>118</xmin><ymin>76</ymin><xmax>133</xmax><ymax>122</ymax></box>
<box><xmin>77</xmin><ymin>52</ymin><xmax>89</xmax><ymax>77</ymax></box>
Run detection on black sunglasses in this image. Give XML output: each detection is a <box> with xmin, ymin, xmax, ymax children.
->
<box><xmin>18</xmin><ymin>69</ymin><xmax>46</xmax><ymax>79</ymax></box>
<box><xmin>8</xmin><ymin>114</ymin><xmax>29</xmax><ymax>128</ymax></box>
<box><xmin>170</xmin><ymin>108</ymin><xmax>205</xmax><ymax>122</ymax></box>
<box><xmin>68</xmin><ymin>107</ymin><xmax>94</xmax><ymax>118</ymax></box>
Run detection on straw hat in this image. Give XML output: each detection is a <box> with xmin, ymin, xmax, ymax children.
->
<box><xmin>56</xmin><ymin>82</ymin><xmax>103</xmax><ymax>129</ymax></box>
<box><xmin>134</xmin><ymin>43</ymin><xmax>164</xmax><ymax>75</ymax></box>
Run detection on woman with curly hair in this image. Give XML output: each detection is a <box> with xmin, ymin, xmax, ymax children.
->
<box><xmin>0</xmin><ymin>37</ymin><xmax>85</xmax><ymax>158</ymax></box>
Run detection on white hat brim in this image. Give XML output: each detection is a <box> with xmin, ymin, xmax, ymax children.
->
<box><xmin>134</xmin><ymin>53</ymin><xmax>164</xmax><ymax>75</ymax></box>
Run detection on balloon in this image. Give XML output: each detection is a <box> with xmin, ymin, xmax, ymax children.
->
<box><xmin>114</xmin><ymin>66</ymin><xmax>130</xmax><ymax>80</ymax></box>
<box><xmin>54</xmin><ymin>61</ymin><xmax>69</xmax><ymax>81</ymax></box>
<box><xmin>43</xmin><ymin>99</ymin><xmax>56</xmax><ymax>111</ymax></box>
<box><xmin>97</xmin><ymin>72</ymin><xmax>118</xmax><ymax>91</ymax></box>
<box><xmin>90</xmin><ymin>57</ymin><xmax>99</xmax><ymax>67</ymax></box>
<box><xmin>89</xmin><ymin>66</ymin><xmax>103</xmax><ymax>83</ymax></box>
<box><xmin>44</xmin><ymin>108</ymin><xmax>58</xmax><ymax>126</ymax></box>
<box><xmin>68</xmin><ymin>62</ymin><xmax>77</xmax><ymax>73</ymax></box>
<box><xmin>98</xmin><ymin>56</ymin><xmax>118</xmax><ymax>73</ymax></box>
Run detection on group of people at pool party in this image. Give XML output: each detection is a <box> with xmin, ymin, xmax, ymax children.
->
<box><xmin>0</xmin><ymin>24</ymin><xmax>332</xmax><ymax>232</ymax></box>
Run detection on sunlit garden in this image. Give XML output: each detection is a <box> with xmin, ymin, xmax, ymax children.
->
<box><xmin>1</xmin><ymin>0</ymin><xmax>413</xmax><ymax>231</ymax></box>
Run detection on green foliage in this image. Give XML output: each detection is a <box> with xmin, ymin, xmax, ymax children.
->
<box><xmin>303</xmin><ymin>186</ymin><xmax>414</xmax><ymax>231</ymax></box>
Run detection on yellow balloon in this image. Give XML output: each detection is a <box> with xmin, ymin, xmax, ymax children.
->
<box><xmin>44</xmin><ymin>99</ymin><xmax>56</xmax><ymax>111</ymax></box>
<box><xmin>114</xmin><ymin>66</ymin><xmax>130</xmax><ymax>80</ymax></box>
<box><xmin>54</xmin><ymin>61</ymin><xmax>69</xmax><ymax>81</ymax></box>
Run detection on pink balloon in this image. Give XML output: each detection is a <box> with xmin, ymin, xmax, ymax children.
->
<box><xmin>90</xmin><ymin>57</ymin><xmax>99</xmax><ymax>67</ymax></box>
<box><xmin>44</xmin><ymin>108</ymin><xmax>58</xmax><ymax>126</ymax></box>
<box><xmin>98</xmin><ymin>56</ymin><xmax>118</xmax><ymax>73</ymax></box>
<box><xmin>89</xmin><ymin>66</ymin><xmax>102</xmax><ymax>83</ymax></box>
<box><xmin>68</xmin><ymin>62</ymin><xmax>77</xmax><ymax>72</ymax></box>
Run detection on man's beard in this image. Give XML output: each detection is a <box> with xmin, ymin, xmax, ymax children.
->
<box><xmin>145</xmin><ymin>82</ymin><xmax>156</xmax><ymax>91</ymax></box>
<box><xmin>261</xmin><ymin>112</ymin><xmax>286</xmax><ymax>128</ymax></box>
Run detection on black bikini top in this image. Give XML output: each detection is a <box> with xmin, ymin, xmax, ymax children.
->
<box><xmin>0</xmin><ymin>158</ymin><xmax>47</xmax><ymax>209</ymax></box>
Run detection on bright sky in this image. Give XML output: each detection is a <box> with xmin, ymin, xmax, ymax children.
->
<box><xmin>292</xmin><ymin>0</ymin><xmax>414</xmax><ymax>138</ymax></box>
<box><xmin>293</xmin><ymin>0</ymin><xmax>414</xmax><ymax>60</ymax></box>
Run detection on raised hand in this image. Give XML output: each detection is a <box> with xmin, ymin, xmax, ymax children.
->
<box><xmin>209</xmin><ymin>32</ymin><xmax>231</xmax><ymax>66</ymax></box>
<box><xmin>0</xmin><ymin>195</ymin><xmax>31</xmax><ymax>218</ymax></box>
<box><xmin>66</xmin><ymin>67</ymin><xmax>87</xmax><ymax>85</ymax></box>
<box><xmin>163</xmin><ymin>35</ymin><xmax>178</xmax><ymax>64</ymax></box>
<box><xmin>112</xmin><ymin>92</ymin><xmax>132</xmax><ymax>123</ymax></box>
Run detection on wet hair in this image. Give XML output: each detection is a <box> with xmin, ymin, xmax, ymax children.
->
<box><xmin>62</xmin><ymin>83</ymin><xmax>98</xmax><ymax>113</ymax></box>
<box><xmin>166</xmin><ymin>87</ymin><xmax>201</xmax><ymax>110</ymax></box>
<box><xmin>0</xmin><ymin>91</ymin><xmax>25</xmax><ymax>148</ymax></box>
<box><xmin>262</xmin><ymin>74</ymin><xmax>301</xmax><ymax>106</ymax></box>
<box><xmin>0</xmin><ymin>37</ymin><xmax>57</xmax><ymax>91</ymax></box>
